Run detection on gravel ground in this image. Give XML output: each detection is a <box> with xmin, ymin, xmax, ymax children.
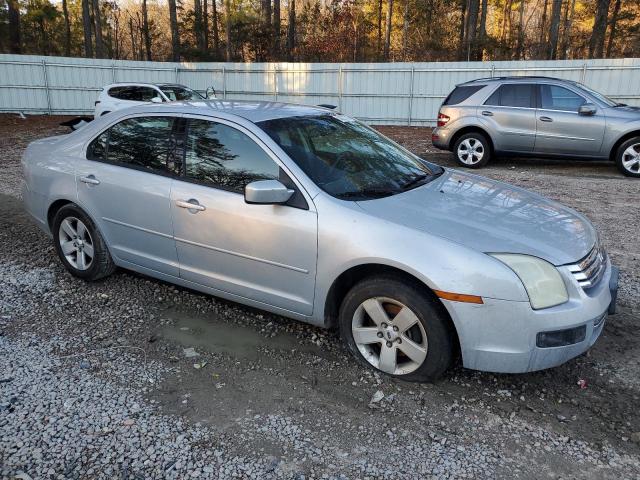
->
<box><xmin>1</xmin><ymin>114</ymin><xmax>639</xmax><ymax>479</ymax></box>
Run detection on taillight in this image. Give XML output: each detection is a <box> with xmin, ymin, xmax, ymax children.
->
<box><xmin>437</xmin><ymin>113</ymin><xmax>450</xmax><ymax>127</ymax></box>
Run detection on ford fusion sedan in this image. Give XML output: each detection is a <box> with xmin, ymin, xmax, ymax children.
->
<box><xmin>22</xmin><ymin>100</ymin><xmax>618</xmax><ymax>381</ymax></box>
<box><xmin>432</xmin><ymin>76</ymin><xmax>640</xmax><ymax>177</ymax></box>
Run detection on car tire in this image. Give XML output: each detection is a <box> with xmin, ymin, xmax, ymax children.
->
<box><xmin>52</xmin><ymin>204</ymin><xmax>116</xmax><ymax>281</ymax></box>
<box><xmin>338</xmin><ymin>275</ymin><xmax>454</xmax><ymax>382</ymax></box>
<box><xmin>615</xmin><ymin>136</ymin><xmax>640</xmax><ymax>177</ymax></box>
<box><xmin>453</xmin><ymin>132</ymin><xmax>491</xmax><ymax>169</ymax></box>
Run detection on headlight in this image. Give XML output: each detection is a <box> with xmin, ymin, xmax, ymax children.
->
<box><xmin>490</xmin><ymin>254</ymin><xmax>568</xmax><ymax>310</ymax></box>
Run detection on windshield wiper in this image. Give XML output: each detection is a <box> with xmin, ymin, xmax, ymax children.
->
<box><xmin>336</xmin><ymin>188</ymin><xmax>400</xmax><ymax>200</ymax></box>
<box><xmin>400</xmin><ymin>174</ymin><xmax>429</xmax><ymax>191</ymax></box>
<box><xmin>614</xmin><ymin>102</ymin><xmax>627</xmax><ymax>107</ymax></box>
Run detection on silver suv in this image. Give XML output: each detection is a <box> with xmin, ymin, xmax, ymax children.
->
<box><xmin>432</xmin><ymin>76</ymin><xmax>640</xmax><ymax>177</ymax></box>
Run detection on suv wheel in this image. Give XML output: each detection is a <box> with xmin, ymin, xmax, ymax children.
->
<box><xmin>339</xmin><ymin>275</ymin><xmax>453</xmax><ymax>382</ymax></box>
<box><xmin>453</xmin><ymin>132</ymin><xmax>490</xmax><ymax>169</ymax></box>
<box><xmin>52</xmin><ymin>204</ymin><xmax>116</xmax><ymax>281</ymax></box>
<box><xmin>615</xmin><ymin>137</ymin><xmax>640</xmax><ymax>177</ymax></box>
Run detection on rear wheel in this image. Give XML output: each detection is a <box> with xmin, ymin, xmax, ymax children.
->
<box><xmin>453</xmin><ymin>132</ymin><xmax>491</xmax><ymax>169</ymax></box>
<box><xmin>615</xmin><ymin>137</ymin><xmax>640</xmax><ymax>177</ymax></box>
<box><xmin>339</xmin><ymin>275</ymin><xmax>454</xmax><ymax>382</ymax></box>
<box><xmin>52</xmin><ymin>204</ymin><xmax>116</xmax><ymax>281</ymax></box>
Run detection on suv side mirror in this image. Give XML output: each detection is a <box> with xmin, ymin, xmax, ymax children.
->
<box><xmin>151</xmin><ymin>96</ymin><xmax>163</xmax><ymax>103</ymax></box>
<box><xmin>245</xmin><ymin>180</ymin><xmax>294</xmax><ymax>205</ymax></box>
<box><xmin>578</xmin><ymin>103</ymin><xmax>597</xmax><ymax>116</ymax></box>
<box><xmin>205</xmin><ymin>86</ymin><xmax>217</xmax><ymax>99</ymax></box>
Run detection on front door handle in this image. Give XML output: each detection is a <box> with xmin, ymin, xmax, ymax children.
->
<box><xmin>175</xmin><ymin>199</ymin><xmax>206</xmax><ymax>212</ymax></box>
<box><xmin>79</xmin><ymin>175</ymin><xmax>100</xmax><ymax>185</ymax></box>
<box><xmin>481</xmin><ymin>110</ymin><xmax>493</xmax><ymax>116</ymax></box>
<box><xmin>539</xmin><ymin>116</ymin><xmax>553</xmax><ymax>122</ymax></box>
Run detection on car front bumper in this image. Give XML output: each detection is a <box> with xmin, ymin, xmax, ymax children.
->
<box><xmin>441</xmin><ymin>260</ymin><xmax>618</xmax><ymax>373</ymax></box>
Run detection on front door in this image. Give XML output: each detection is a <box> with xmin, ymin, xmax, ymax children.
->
<box><xmin>77</xmin><ymin>115</ymin><xmax>184</xmax><ymax>276</ymax></box>
<box><xmin>534</xmin><ymin>84</ymin><xmax>606</xmax><ymax>155</ymax></box>
<box><xmin>171</xmin><ymin>117</ymin><xmax>318</xmax><ymax>315</ymax></box>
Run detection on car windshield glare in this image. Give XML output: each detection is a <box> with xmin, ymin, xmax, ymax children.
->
<box><xmin>160</xmin><ymin>86</ymin><xmax>204</xmax><ymax>101</ymax></box>
<box><xmin>258</xmin><ymin>114</ymin><xmax>441</xmax><ymax>200</ymax></box>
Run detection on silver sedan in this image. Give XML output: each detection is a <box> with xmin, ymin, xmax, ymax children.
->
<box><xmin>22</xmin><ymin>100</ymin><xmax>618</xmax><ymax>381</ymax></box>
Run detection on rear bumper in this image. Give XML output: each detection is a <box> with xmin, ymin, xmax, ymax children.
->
<box><xmin>431</xmin><ymin>127</ymin><xmax>452</xmax><ymax>150</ymax></box>
<box><xmin>442</xmin><ymin>259</ymin><xmax>618</xmax><ymax>373</ymax></box>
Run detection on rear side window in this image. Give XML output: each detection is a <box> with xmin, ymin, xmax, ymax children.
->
<box><xmin>108</xmin><ymin>86</ymin><xmax>160</xmax><ymax>102</ymax></box>
<box><xmin>540</xmin><ymin>85</ymin><xmax>586</xmax><ymax>112</ymax></box>
<box><xmin>443</xmin><ymin>85</ymin><xmax>485</xmax><ymax>105</ymax></box>
<box><xmin>184</xmin><ymin>119</ymin><xmax>279</xmax><ymax>193</ymax></box>
<box><xmin>87</xmin><ymin>116</ymin><xmax>183</xmax><ymax>176</ymax></box>
<box><xmin>108</xmin><ymin>86</ymin><xmax>133</xmax><ymax>100</ymax></box>
<box><xmin>485</xmin><ymin>84</ymin><xmax>535</xmax><ymax>108</ymax></box>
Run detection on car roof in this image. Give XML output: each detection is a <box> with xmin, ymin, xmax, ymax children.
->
<box><xmin>104</xmin><ymin>82</ymin><xmax>190</xmax><ymax>89</ymax></box>
<box><xmin>125</xmin><ymin>100</ymin><xmax>333</xmax><ymax>123</ymax></box>
<box><xmin>460</xmin><ymin>76</ymin><xmax>576</xmax><ymax>85</ymax></box>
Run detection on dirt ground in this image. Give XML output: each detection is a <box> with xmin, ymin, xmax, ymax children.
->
<box><xmin>1</xmin><ymin>113</ymin><xmax>639</xmax><ymax>479</ymax></box>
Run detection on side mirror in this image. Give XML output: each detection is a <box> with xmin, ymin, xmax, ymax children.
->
<box><xmin>150</xmin><ymin>96</ymin><xmax>163</xmax><ymax>103</ymax></box>
<box><xmin>578</xmin><ymin>103</ymin><xmax>597</xmax><ymax>116</ymax></box>
<box><xmin>206</xmin><ymin>86</ymin><xmax>217</xmax><ymax>99</ymax></box>
<box><xmin>244</xmin><ymin>180</ymin><xmax>294</xmax><ymax>205</ymax></box>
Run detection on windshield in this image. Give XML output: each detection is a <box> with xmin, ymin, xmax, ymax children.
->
<box><xmin>576</xmin><ymin>83</ymin><xmax>617</xmax><ymax>107</ymax></box>
<box><xmin>159</xmin><ymin>86</ymin><xmax>205</xmax><ymax>101</ymax></box>
<box><xmin>258</xmin><ymin>115</ymin><xmax>442</xmax><ymax>200</ymax></box>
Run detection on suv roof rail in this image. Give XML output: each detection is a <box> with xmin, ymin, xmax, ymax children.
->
<box><xmin>462</xmin><ymin>75</ymin><xmax>570</xmax><ymax>84</ymax></box>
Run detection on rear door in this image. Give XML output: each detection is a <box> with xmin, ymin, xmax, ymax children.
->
<box><xmin>77</xmin><ymin>115</ymin><xmax>184</xmax><ymax>276</ymax></box>
<box><xmin>533</xmin><ymin>83</ymin><xmax>606</xmax><ymax>155</ymax></box>
<box><xmin>480</xmin><ymin>83</ymin><xmax>537</xmax><ymax>152</ymax></box>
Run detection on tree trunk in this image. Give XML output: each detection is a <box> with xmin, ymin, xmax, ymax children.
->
<box><xmin>273</xmin><ymin>0</ymin><xmax>281</xmax><ymax>52</ymax></box>
<box><xmin>377</xmin><ymin>0</ymin><xmax>383</xmax><ymax>59</ymax></box>
<box><xmin>559</xmin><ymin>0</ymin><xmax>576</xmax><ymax>60</ymax></box>
<box><xmin>402</xmin><ymin>0</ymin><xmax>409</xmax><ymax>58</ymax></box>
<box><xmin>62</xmin><ymin>0</ymin><xmax>71</xmax><ymax>56</ymax></box>
<box><xmin>7</xmin><ymin>0</ymin><xmax>21</xmax><ymax>54</ymax></box>
<box><xmin>383</xmin><ymin>0</ymin><xmax>393</xmax><ymax>59</ymax></box>
<box><xmin>515</xmin><ymin>0</ymin><xmax>525</xmax><ymax>59</ymax></box>
<box><xmin>589</xmin><ymin>0</ymin><xmax>611</xmax><ymax>59</ymax></box>
<box><xmin>476</xmin><ymin>0</ymin><xmax>487</xmax><ymax>60</ymax></box>
<box><xmin>92</xmin><ymin>0</ymin><xmax>104</xmax><ymax>58</ymax></box>
<box><xmin>459</xmin><ymin>0</ymin><xmax>467</xmax><ymax>59</ymax></box>
<box><xmin>142</xmin><ymin>0</ymin><xmax>152</xmax><ymax>60</ymax></box>
<box><xmin>203</xmin><ymin>0</ymin><xmax>209</xmax><ymax>51</ymax></box>
<box><xmin>605</xmin><ymin>0</ymin><xmax>622</xmax><ymax>58</ymax></box>
<box><xmin>129</xmin><ymin>16</ymin><xmax>137</xmax><ymax>59</ymax></box>
<box><xmin>168</xmin><ymin>0</ymin><xmax>180</xmax><ymax>61</ymax></box>
<box><xmin>261</xmin><ymin>0</ymin><xmax>271</xmax><ymax>25</ymax></box>
<box><xmin>464</xmin><ymin>0</ymin><xmax>478</xmax><ymax>61</ymax></box>
<box><xmin>212</xmin><ymin>0</ymin><xmax>220</xmax><ymax>53</ymax></box>
<box><xmin>539</xmin><ymin>0</ymin><xmax>548</xmax><ymax>56</ymax></box>
<box><xmin>548</xmin><ymin>0</ymin><xmax>562</xmax><ymax>59</ymax></box>
<box><xmin>194</xmin><ymin>0</ymin><xmax>204</xmax><ymax>50</ymax></box>
<box><xmin>286</xmin><ymin>0</ymin><xmax>295</xmax><ymax>60</ymax></box>
<box><xmin>225</xmin><ymin>0</ymin><xmax>232</xmax><ymax>61</ymax></box>
<box><xmin>82</xmin><ymin>0</ymin><xmax>94</xmax><ymax>57</ymax></box>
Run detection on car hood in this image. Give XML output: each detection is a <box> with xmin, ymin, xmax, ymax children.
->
<box><xmin>356</xmin><ymin>170</ymin><xmax>596</xmax><ymax>265</ymax></box>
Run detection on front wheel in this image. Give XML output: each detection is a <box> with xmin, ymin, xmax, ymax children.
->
<box><xmin>339</xmin><ymin>275</ymin><xmax>454</xmax><ymax>382</ymax></box>
<box><xmin>615</xmin><ymin>137</ymin><xmax>640</xmax><ymax>177</ymax></box>
<box><xmin>453</xmin><ymin>132</ymin><xmax>491</xmax><ymax>169</ymax></box>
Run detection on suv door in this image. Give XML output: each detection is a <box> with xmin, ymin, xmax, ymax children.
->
<box><xmin>481</xmin><ymin>83</ymin><xmax>537</xmax><ymax>152</ymax></box>
<box><xmin>534</xmin><ymin>84</ymin><xmax>606</xmax><ymax>155</ymax></box>
<box><xmin>77</xmin><ymin>115</ymin><xmax>184</xmax><ymax>276</ymax></box>
<box><xmin>171</xmin><ymin>117</ymin><xmax>318</xmax><ymax>315</ymax></box>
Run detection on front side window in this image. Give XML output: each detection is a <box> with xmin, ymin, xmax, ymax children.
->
<box><xmin>485</xmin><ymin>84</ymin><xmax>535</xmax><ymax>108</ymax></box>
<box><xmin>138</xmin><ymin>87</ymin><xmax>161</xmax><ymax>102</ymax></box>
<box><xmin>87</xmin><ymin>116</ymin><xmax>182</xmax><ymax>176</ymax></box>
<box><xmin>184</xmin><ymin>119</ymin><xmax>279</xmax><ymax>192</ymax></box>
<box><xmin>258</xmin><ymin>114</ymin><xmax>442</xmax><ymax>200</ymax></box>
<box><xmin>160</xmin><ymin>86</ymin><xmax>205</xmax><ymax>101</ymax></box>
<box><xmin>540</xmin><ymin>85</ymin><xmax>586</xmax><ymax>112</ymax></box>
<box><xmin>108</xmin><ymin>86</ymin><xmax>133</xmax><ymax>100</ymax></box>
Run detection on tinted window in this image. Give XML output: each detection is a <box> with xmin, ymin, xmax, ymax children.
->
<box><xmin>485</xmin><ymin>84</ymin><xmax>534</xmax><ymax>108</ymax></box>
<box><xmin>184</xmin><ymin>119</ymin><xmax>279</xmax><ymax>193</ymax></box>
<box><xmin>108</xmin><ymin>86</ymin><xmax>133</xmax><ymax>100</ymax></box>
<box><xmin>160</xmin><ymin>86</ymin><xmax>204</xmax><ymax>101</ymax></box>
<box><xmin>108</xmin><ymin>86</ymin><xmax>160</xmax><ymax>101</ymax></box>
<box><xmin>540</xmin><ymin>85</ymin><xmax>586</xmax><ymax>112</ymax></box>
<box><xmin>87</xmin><ymin>116</ymin><xmax>182</xmax><ymax>176</ymax></box>
<box><xmin>138</xmin><ymin>87</ymin><xmax>160</xmax><ymax>101</ymax></box>
<box><xmin>443</xmin><ymin>85</ymin><xmax>485</xmax><ymax>105</ymax></box>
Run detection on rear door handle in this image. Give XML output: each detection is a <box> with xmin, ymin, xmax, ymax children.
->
<box><xmin>175</xmin><ymin>199</ymin><xmax>206</xmax><ymax>212</ymax></box>
<box><xmin>539</xmin><ymin>116</ymin><xmax>553</xmax><ymax>122</ymax></box>
<box><xmin>79</xmin><ymin>175</ymin><xmax>100</xmax><ymax>185</ymax></box>
<box><xmin>481</xmin><ymin>111</ymin><xmax>493</xmax><ymax>116</ymax></box>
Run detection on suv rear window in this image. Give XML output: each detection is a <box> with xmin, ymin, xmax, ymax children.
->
<box><xmin>443</xmin><ymin>85</ymin><xmax>485</xmax><ymax>105</ymax></box>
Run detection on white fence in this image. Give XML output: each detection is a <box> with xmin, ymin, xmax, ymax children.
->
<box><xmin>1</xmin><ymin>54</ymin><xmax>639</xmax><ymax>125</ymax></box>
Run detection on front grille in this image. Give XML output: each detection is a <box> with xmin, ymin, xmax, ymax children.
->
<box><xmin>567</xmin><ymin>243</ymin><xmax>606</xmax><ymax>289</ymax></box>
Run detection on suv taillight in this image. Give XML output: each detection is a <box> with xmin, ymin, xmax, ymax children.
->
<box><xmin>437</xmin><ymin>113</ymin><xmax>450</xmax><ymax>127</ymax></box>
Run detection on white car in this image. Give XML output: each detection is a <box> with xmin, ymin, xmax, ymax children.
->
<box><xmin>94</xmin><ymin>83</ymin><xmax>209</xmax><ymax>117</ymax></box>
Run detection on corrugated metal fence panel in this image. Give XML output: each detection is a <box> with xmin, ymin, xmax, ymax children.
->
<box><xmin>1</xmin><ymin>54</ymin><xmax>639</xmax><ymax>124</ymax></box>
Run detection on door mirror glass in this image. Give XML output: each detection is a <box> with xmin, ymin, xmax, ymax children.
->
<box><xmin>578</xmin><ymin>103</ymin><xmax>597</xmax><ymax>116</ymax></box>
<box><xmin>245</xmin><ymin>180</ymin><xmax>294</xmax><ymax>205</ymax></box>
<box><xmin>205</xmin><ymin>86</ymin><xmax>217</xmax><ymax>99</ymax></box>
<box><xmin>150</xmin><ymin>96</ymin><xmax>163</xmax><ymax>103</ymax></box>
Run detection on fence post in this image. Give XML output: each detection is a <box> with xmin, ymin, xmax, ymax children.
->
<box><xmin>273</xmin><ymin>67</ymin><xmax>278</xmax><ymax>101</ymax></box>
<box><xmin>41</xmin><ymin>60</ymin><xmax>52</xmax><ymax>115</ymax></box>
<box><xmin>408</xmin><ymin>66</ymin><xmax>415</xmax><ymax>126</ymax></box>
<box><xmin>111</xmin><ymin>64</ymin><xmax>116</xmax><ymax>83</ymax></box>
<box><xmin>581</xmin><ymin>63</ymin><xmax>587</xmax><ymax>83</ymax></box>
<box><xmin>338</xmin><ymin>65</ymin><xmax>343</xmax><ymax>111</ymax></box>
<box><xmin>175</xmin><ymin>66</ymin><xmax>179</xmax><ymax>83</ymax></box>
<box><xmin>222</xmin><ymin>66</ymin><xmax>227</xmax><ymax>99</ymax></box>
<box><xmin>491</xmin><ymin>64</ymin><xmax>495</xmax><ymax>78</ymax></box>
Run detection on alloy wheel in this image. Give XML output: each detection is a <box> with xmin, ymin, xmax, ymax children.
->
<box><xmin>58</xmin><ymin>217</ymin><xmax>94</xmax><ymax>271</ymax></box>
<box><xmin>351</xmin><ymin>297</ymin><xmax>428</xmax><ymax>375</ymax></box>
<box><xmin>621</xmin><ymin>143</ymin><xmax>640</xmax><ymax>174</ymax></box>
<box><xmin>457</xmin><ymin>138</ymin><xmax>485</xmax><ymax>165</ymax></box>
